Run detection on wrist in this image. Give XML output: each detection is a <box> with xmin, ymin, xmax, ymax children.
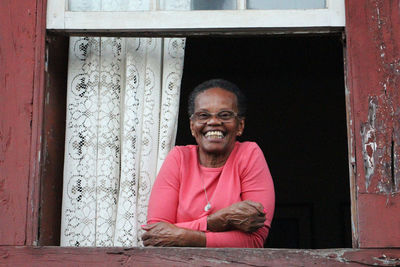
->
<box><xmin>207</xmin><ymin>208</ymin><xmax>231</xmax><ymax>232</ymax></box>
<box><xmin>181</xmin><ymin>228</ymin><xmax>206</xmax><ymax>247</ymax></box>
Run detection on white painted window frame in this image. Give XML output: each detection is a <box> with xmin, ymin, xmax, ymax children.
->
<box><xmin>47</xmin><ymin>0</ymin><xmax>345</xmax><ymax>33</ymax></box>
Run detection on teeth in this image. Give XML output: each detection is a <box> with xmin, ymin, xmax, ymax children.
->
<box><xmin>205</xmin><ymin>131</ymin><xmax>224</xmax><ymax>138</ymax></box>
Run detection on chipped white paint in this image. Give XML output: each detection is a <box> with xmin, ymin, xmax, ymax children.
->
<box><xmin>377</xmin><ymin>180</ymin><xmax>391</xmax><ymax>195</ymax></box>
<box><xmin>381</xmin><ymin>78</ymin><xmax>389</xmax><ymax>94</ymax></box>
<box><xmin>373</xmin><ymin>254</ymin><xmax>400</xmax><ymax>265</ymax></box>
<box><xmin>362</xmin><ymin>128</ymin><xmax>376</xmax><ymax>189</ymax></box>
<box><xmin>375</xmin><ymin>2</ymin><xmax>383</xmax><ymax>30</ymax></box>
<box><xmin>361</xmin><ymin>98</ymin><xmax>378</xmax><ymax>191</ymax></box>
<box><xmin>45</xmin><ymin>46</ymin><xmax>49</xmax><ymax>72</ymax></box>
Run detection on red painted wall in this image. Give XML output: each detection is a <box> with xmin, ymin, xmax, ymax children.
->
<box><xmin>0</xmin><ymin>0</ymin><xmax>45</xmax><ymax>245</ymax></box>
<box><xmin>346</xmin><ymin>0</ymin><xmax>400</xmax><ymax>247</ymax></box>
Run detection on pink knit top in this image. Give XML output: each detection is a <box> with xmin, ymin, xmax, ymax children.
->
<box><xmin>147</xmin><ymin>141</ymin><xmax>275</xmax><ymax>247</ymax></box>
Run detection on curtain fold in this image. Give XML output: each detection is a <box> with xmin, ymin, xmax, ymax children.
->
<box><xmin>61</xmin><ymin>1</ymin><xmax>187</xmax><ymax>247</ymax></box>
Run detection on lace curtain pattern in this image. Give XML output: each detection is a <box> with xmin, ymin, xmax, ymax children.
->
<box><xmin>61</xmin><ymin>0</ymin><xmax>188</xmax><ymax>247</ymax></box>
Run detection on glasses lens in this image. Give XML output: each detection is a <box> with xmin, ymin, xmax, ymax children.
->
<box><xmin>194</xmin><ymin>112</ymin><xmax>211</xmax><ymax>122</ymax></box>
<box><xmin>217</xmin><ymin>111</ymin><xmax>235</xmax><ymax>121</ymax></box>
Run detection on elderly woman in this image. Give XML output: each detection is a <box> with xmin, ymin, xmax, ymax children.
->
<box><xmin>142</xmin><ymin>79</ymin><xmax>275</xmax><ymax>247</ymax></box>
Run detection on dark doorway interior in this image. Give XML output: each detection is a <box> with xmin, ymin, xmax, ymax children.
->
<box><xmin>176</xmin><ymin>35</ymin><xmax>352</xmax><ymax>248</ymax></box>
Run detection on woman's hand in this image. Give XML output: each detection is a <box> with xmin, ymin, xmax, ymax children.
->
<box><xmin>207</xmin><ymin>200</ymin><xmax>266</xmax><ymax>233</ymax></box>
<box><xmin>142</xmin><ymin>222</ymin><xmax>184</xmax><ymax>247</ymax></box>
<box><xmin>142</xmin><ymin>222</ymin><xmax>205</xmax><ymax>247</ymax></box>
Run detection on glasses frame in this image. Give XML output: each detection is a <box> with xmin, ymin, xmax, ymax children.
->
<box><xmin>190</xmin><ymin>110</ymin><xmax>241</xmax><ymax>124</ymax></box>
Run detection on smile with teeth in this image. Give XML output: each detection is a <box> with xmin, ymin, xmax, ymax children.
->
<box><xmin>204</xmin><ymin>130</ymin><xmax>224</xmax><ymax>139</ymax></box>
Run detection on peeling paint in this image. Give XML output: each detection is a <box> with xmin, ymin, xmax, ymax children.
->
<box><xmin>373</xmin><ymin>254</ymin><xmax>400</xmax><ymax>265</ymax></box>
<box><xmin>361</xmin><ymin>97</ymin><xmax>378</xmax><ymax>191</ymax></box>
<box><xmin>377</xmin><ymin>180</ymin><xmax>392</xmax><ymax>196</ymax></box>
<box><xmin>393</xmin><ymin>140</ymin><xmax>399</xmax><ymax>193</ymax></box>
<box><xmin>359</xmin><ymin>93</ymin><xmax>398</xmax><ymax>195</ymax></box>
<box><xmin>347</xmin><ymin>0</ymin><xmax>400</xmax><ymax>248</ymax></box>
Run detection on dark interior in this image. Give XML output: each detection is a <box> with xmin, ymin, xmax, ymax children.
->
<box><xmin>176</xmin><ymin>35</ymin><xmax>352</xmax><ymax>248</ymax></box>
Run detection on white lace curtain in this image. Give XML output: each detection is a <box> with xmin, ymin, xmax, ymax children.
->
<box><xmin>60</xmin><ymin>1</ymin><xmax>188</xmax><ymax>247</ymax></box>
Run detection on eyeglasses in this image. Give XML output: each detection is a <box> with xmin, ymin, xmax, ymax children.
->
<box><xmin>190</xmin><ymin>110</ymin><xmax>239</xmax><ymax>123</ymax></box>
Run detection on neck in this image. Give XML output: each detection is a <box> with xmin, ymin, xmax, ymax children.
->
<box><xmin>198</xmin><ymin>146</ymin><xmax>235</xmax><ymax>168</ymax></box>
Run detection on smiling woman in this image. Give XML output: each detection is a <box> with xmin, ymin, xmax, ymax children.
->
<box><xmin>142</xmin><ymin>79</ymin><xmax>275</xmax><ymax>247</ymax></box>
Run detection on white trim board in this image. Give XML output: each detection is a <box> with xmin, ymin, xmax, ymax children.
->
<box><xmin>47</xmin><ymin>0</ymin><xmax>345</xmax><ymax>32</ymax></box>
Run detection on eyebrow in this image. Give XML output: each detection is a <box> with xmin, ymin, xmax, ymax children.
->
<box><xmin>194</xmin><ymin>109</ymin><xmax>235</xmax><ymax>113</ymax></box>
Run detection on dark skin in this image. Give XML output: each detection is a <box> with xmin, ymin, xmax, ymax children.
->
<box><xmin>189</xmin><ymin>88</ymin><xmax>245</xmax><ymax>168</ymax></box>
<box><xmin>142</xmin><ymin>88</ymin><xmax>266</xmax><ymax>247</ymax></box>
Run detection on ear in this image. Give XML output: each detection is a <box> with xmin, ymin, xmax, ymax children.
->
<box><xmin>237</xmin><ymin>118</ymin><xmax>245</xmax><ymax>136</ymax></box>
<box><xmin>190</xmin><ymin>119</ymin><xmax>195</xmax><ymax>136</ymax></box>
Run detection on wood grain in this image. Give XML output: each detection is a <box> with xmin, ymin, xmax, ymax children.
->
<box><xmin>1</xmin><ymin>247</ymin><xmax>400</xmax><ymax>266</ymax></box>
<box><xmin>0</xmin><ymin>0</ymin><xmax>40</xmax><ymax>245</ymax></box>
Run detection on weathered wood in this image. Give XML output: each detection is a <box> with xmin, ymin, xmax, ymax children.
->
<box><xmin>0</xmin><ymin>247</ymin><xmax>400</xmax><ymax>266</ymax></box>
<box><xmin>0</xmin><ymin>0</ymin><xmax>44</xmax><ymax>245</ymax></box>
<box><xmin>48</xmin><ymin>27</ymin><xmax>345</xmax><ymax>37</ymax></box>
<box><xmin>346</xmin><ymin>0</ymin><xmax>400</xmax><ymax>247</ymax></box>
<box><xmin>38</xmin><ymin>35</ymin><xmax>68</xmax><ymax>246</ymax></box>
<box><xmin>27</xmin><ymin>0</ymin><xmax>48</xmax><ymax>246</ymax></box>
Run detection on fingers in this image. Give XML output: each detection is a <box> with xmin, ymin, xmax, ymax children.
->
<box><xmin>142</xmin><ymin>228</ymin><xmax>162</xmax><ymax>247</ymax></box>
<box><xmin>141</xmin><ymin>223</ymin><xmax>159</xmax><ymax>231</ymax></box>
<box><xmin>227</xmin><ymin>201</ymin><xmax>267</xmax><ymax>233</ymax></box>
<box><xmin>141</xmin><ymin>222</ymin><xmax>180</xmax><ymax>247</ymax></box>
<box><xmin>142</xmin><ymin>231</ymin><xmax>152</xmax><ymax>246</ymax></box>
<box><xmin>243</xmin><ymin>217</ymin><xmax>266</xmax><ymax>233</ymax></box>
<box><xmin>141</xmin><ymin>223</ymin><xmax>161</xmax><ymax>246</ymax></box>
<box><xmin>141</xmin><ymin>225</ymin><xmax>150</xmax><ymax>231</ymax></box>
<box><xmin>143</xmin><ymin>237</ymin><xmax>159</xmax><ymax>247</ymax></box>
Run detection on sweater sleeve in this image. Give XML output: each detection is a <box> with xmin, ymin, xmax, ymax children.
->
<box><xmin>206</xmin><ymin>143</ymin><xmax>275</xmax><ymax>247</ymax></box>
<box><xmin>240</xmin><ymin>143</ymin><xmax>275</xmax><ymax>228</ymax></box>
<box><xmin>147</xmin><ymin>147</ymin><xmax>180</xmax><ymax>225</ymax></box>
<box><xmin>206</xmin><ymin>226</ymin><xmax>269</xmax><ymax>248</ymax></box>
<box><xmin>174</xmin><ymin>216</ymin><xmax>208</xmax><ymax>231</ymax></box>
<box><xmin>147</xmin><ymin>147</ymin><xmax>208</xmax><ymax>232</ymax></box>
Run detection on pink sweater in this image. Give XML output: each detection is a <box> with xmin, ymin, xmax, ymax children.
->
<box><xmin>147</xmin><ymin>141</ymin><xmax>275</xmax><ymax>247</ymax></box>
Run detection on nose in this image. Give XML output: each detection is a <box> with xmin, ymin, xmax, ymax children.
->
<box><xmin>206</xmin><ymin>114</ymin><xmax>223</xmax><ymax>125</ymax></box>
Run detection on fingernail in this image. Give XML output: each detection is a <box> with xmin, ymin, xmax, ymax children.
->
<box><xmin>141</xmin><ymin>225</ymin><xmax>146</xmax><ymax>227</ymax></box>
<box><xmin>263</xmin><ymin>208</ymin><xmax>267</xmax><ymax>213</ymax></box>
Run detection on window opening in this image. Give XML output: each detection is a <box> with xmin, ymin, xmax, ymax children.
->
<box><xmin>41</xmin><ymin>34</ymin><xmax>351</xmax><ymax>248</ymax></box>
<box><xmin>190</xmin><ymin>0</ymin><xmax>237</xmax><ymax>10</ymax></box>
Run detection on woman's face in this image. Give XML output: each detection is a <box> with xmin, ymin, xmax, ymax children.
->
<box><xmin>190</xmin><ymin>87</ymin><xmax>245</xmax><ymax>157</ymax></box>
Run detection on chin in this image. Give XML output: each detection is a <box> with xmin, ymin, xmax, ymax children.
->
<box><xmin>201</xmin><ymin>142</ymin><xmax>232</xmax><ymax>155</ymax></box>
